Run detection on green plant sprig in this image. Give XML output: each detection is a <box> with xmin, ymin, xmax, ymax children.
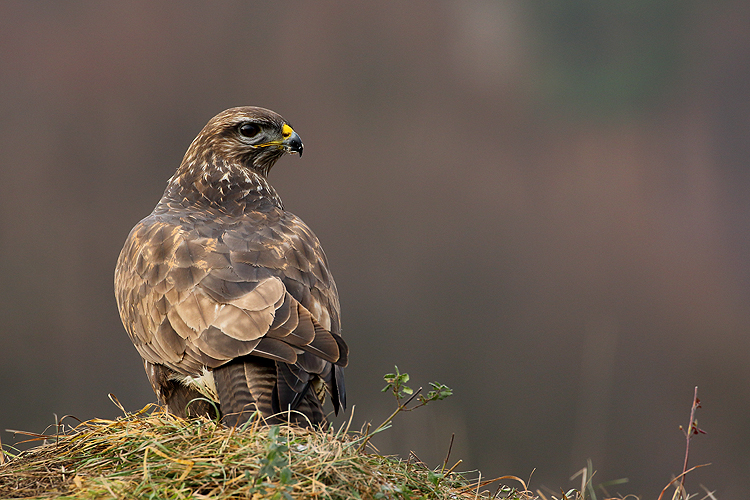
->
<box><xmin>356</xmin><ymin>366</ymin><xmax>452</xmax><ymax>453</ymax></box>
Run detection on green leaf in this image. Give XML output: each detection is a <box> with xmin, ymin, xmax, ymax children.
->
<box><xmin>427</xmin><ymin>469</ymin><xmax>443</xmax><ymax>487</ymax></box>
<box><xmin>279</xmin><ymin>466</ymin><xmax>293</xmax><ymax>484</ymax></box>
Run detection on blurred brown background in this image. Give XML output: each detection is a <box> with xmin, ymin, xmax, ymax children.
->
<box><xmin>1</xmin><ymin>1</ymin><xmax>749</xmax><ymax>497</ymax></box>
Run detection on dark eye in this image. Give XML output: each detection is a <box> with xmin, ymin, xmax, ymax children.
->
<box><xmin>238</xmin><ymin>122</ymin><xmax>261</xmax><ymax>138</ymax></box>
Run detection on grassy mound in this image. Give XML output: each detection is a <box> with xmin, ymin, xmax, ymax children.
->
<box><xmin>0</xmin><ymin>404</ymin><xmax>530</xmax><ymax>499</ymax></box>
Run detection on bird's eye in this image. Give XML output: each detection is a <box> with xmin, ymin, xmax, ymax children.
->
<box><xmin>238</xmin><ymin>123</ymin><xmax>261</xmax><ymax>138</ymax></box>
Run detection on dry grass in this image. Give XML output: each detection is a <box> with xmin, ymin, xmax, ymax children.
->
<box><xmin>0</xmin><ymin>403</ymin><xmax>532</xmax><ymax>500</ymax></box>
<box><xmin>1</xmin><ymin>384</ymin><xmax>707</xmax><ymax>499</ymax></box>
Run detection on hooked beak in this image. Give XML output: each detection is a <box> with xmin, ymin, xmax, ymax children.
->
<box><xmin>281</xmin><ymin>124</ymin><xmax>303</xmax><ymax>157</ymax></box>
<box><xmin>284</xmin><ymin>130</ymin><xmax>304</xmax><ymax>157</ymax></box>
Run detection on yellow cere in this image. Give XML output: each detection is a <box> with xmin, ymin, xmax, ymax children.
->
<box><xmin>252</xmin><ymin>123</ymin><xmax>296</xmax><ymax>149</ymax></box>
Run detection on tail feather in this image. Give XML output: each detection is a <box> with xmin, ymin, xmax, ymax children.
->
<box><xmin>284</xmin><ymin>384</ymin><xmax>326</xmax><ymax>425</ymax></box>
<box><xmin>213</xmin><ymin>358</ymin><xmax>270</xmax><ymax>426</ymax></box>
<box><xmin>212</xmin><ymin>355</ymin><xmax>328</xmax><ymax>427</ymax></box>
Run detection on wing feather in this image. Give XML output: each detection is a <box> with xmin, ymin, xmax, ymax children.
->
<box><xmin>194</xmin><ymin>326</ymin><xmax>261</xmax><ymax>360</ymax></box>
<box><xmin>115</xmin><ymin>191</ymin><xmax>348</xmax><ymax>424</ymax></box>
<box><xmin>253</xmin><ymin>337</ymin><xmax>298</xmax><ymax>364</ymax></box>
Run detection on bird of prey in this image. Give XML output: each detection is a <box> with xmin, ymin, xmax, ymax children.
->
<box><xmin>114</xmin><ymin>107</ymin><xmax>347</xmax><ymax>427</ymax></box>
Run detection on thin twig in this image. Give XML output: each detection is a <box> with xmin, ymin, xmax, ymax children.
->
<box><xmin>399</xmin><ymin>386</ymin><xmax>424</xmax><ymax>409</ymax></box>
<box><xmin>679</xmin><ymin>386</ymin><xmax>699</xmax><ymax>495</ymax></box>
<box><xmin>442</xmin><ymin>433</ymin><xmax>455</xmax><ymax>473</ymax></box>
<box><xmin>356</xmin><ymin>387</ymin><xmax>423</xmax><ymax>453</ymax></box>
<box><xmin>443</xmin><ymin>459</ymin><xmax>462</xmax><ymax>477</ymax></box>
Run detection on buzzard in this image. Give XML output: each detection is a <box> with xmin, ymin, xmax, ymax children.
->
<box><xmin>114</xmin><ymin>107</ymin><xmax>347</xmax><ymax>427</ymax></box>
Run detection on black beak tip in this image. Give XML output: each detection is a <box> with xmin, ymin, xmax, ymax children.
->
<box><xmin>288</xmin><ymin>132</ymin><xmax>303</xmax><ymax>157</ymax></box>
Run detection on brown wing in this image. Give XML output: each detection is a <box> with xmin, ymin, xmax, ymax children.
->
<box><xmin>115</xmin><ymin>205</ymin><xmax>347</xmax><ymax>424</ymax></box>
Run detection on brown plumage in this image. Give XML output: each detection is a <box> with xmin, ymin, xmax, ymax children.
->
<box><xmin>115</xmin><ymin>107</ymin><xmax>347</xmax><ymax>427</ymax></box>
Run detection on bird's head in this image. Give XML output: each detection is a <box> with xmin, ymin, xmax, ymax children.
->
<box><xmin>182</xmin><ymin>106</ymin><xmax>303</xmax><ymax>178</ymax></box>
